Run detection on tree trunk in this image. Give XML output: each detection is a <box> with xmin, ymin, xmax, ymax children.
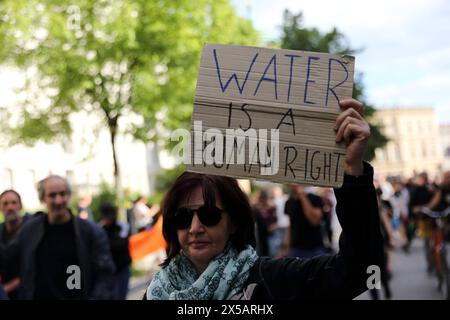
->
<box><xmin>108</xmin><ymin>117</ymin><xmax>125</xmax><ymax>221</ymax></box>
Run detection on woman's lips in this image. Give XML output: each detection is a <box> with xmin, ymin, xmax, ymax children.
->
<box><xmin>189</xmin><ymin>241</ymin><xmax>210</xmax><ymax>249</ymax></box>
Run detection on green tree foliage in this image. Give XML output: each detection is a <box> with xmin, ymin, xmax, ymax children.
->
<box><xmin>89</xmin><ymin>182</ymin><xmax>116</xmax><ymax>222</ymax></box>
<box><xmin>0</xmin><ymin>0</ymin><xmax>259</xmax><ymax>191</ymax></box>
<box><xmin>279</xmin><ymin>10</ymin><xmax>388</xmax><ymax>161</ymax></box>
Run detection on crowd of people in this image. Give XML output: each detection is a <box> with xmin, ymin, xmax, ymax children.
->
<box><xmin>251</xmin><ymin>185</ymin><xmax>335</xmax><ymax>259</ymax></box>
<box><xmin>374</xmin><ymin>171</ymin><xmax>450</xmax><ymax>281</ymax></box>
<box><xmin>1</xmin><ymin>167</ymin><xmax>449</xmax><ymax>301</ymax></box>
<box><xmin>0</xmin><ymin>175</ymin><xmax>162</xmax><ymax>300</ymax></box>
<box><xmin>248</xmin><ymin>168</ymin><xmax>450</xmax><ymax>300</ymax></box>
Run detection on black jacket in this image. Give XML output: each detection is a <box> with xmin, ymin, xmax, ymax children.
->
<box><xmin>233</xmin><ymin>163</ymin><xmax>383</xmax><ymax>300</ymax></box>
<box><xmin>101</xmin><ymin>221</ymin><xmax>132</xmax><ymax>271</ymax></box>
<box><xmin>0</xmin><ymin>214</ymin><xmax>116</xmax><ymax>300</ymax></box>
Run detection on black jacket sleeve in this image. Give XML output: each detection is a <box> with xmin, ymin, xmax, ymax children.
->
<box><xmin>0</xmin><ymin>244</ymin><xmax>5</xmax><ymax>273</ymax></box>
<box><xmin>252</xmin><ymin>162</ymin><xmax>384</xmax><ymax>300</ymax></box>
<box><xmin>1</xmin><ymin>232</ymin><xmax>21</xmax><ymax>282</ymax></box>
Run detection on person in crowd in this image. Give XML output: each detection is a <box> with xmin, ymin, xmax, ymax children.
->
<box><xmin>389</xmin><ymin>179</ymin><xmax>410</xmax><ymax>252</ymax></box>
<box><xmin>77</xmin><ymin>194</ymin><xmax>94</xmax><ymax>221</ymax></box>
<box><xmin>427</xmin><ymin>171</ymin><xmax>450</xmax><ymax>214</ymax></box>
<box><xmin>270</xmin><ymin>186</ymin><xmax>289</xmax><ymax>257</ymax></box>
<box><xmin>133</xmin><ymin>196</ymin><xmax>156</xmax><ymax>233</ymax></box>
<box><xmin>284</xmin><ymin>184</ymin><xmax>326</xmax><ymax>259</ymax></box>
<box><xmin>410</xmin><ymin>172</ymin><xmax>435</xmax><ymax>272</ymax></box>
<box><xmin>252</xmin><ymin>190</ymin><xmax>276</xmax><ymax>256</ymax></box>
<box><xmin>99</xmin><ymin>202</ymin><xmax>132</xmax><ymax>300</ymax></box>
<box><xmin>0</xmin><ymin>190</ymin><xmax>28</xmax><ymax>299</ymax></box>
<box><xmin>369</xmin><ymin>188</ymin><xmax>393</xmax><ymax>300</ymax></box>
<box><xmin>0</xmin><ymin>175</ymin><xmax>115</xmax><ymax>300</ymax></box>
<box><xmin>145</xmin><ymin>99</ymin><xmax>383</xmax><ymax>300</ymax></box>
<box><xmin>317</xmin><ymin>188</ymin><xmax>336</xmax><ymax>252</ymax></box>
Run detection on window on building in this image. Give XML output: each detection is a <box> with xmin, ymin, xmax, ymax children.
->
<box><xmin>422</xmin><ymin>143</ymin><xmax>427</xmax><ymax>158</ymax></box>
<box><xmin>385</xmin><ymin>146</ymin><xmax>390</xmax><ymax>162</ymax></box>
<box><xmin>0</xmin><ymin>169</ymin><xmax>13</xmax><ymax>190</ymax></box>
<box><xmin>391</xmin><ymin>120</ymin><xmax>398</xmax><ymax>134</ymax></box>
<box><xmin>394</xmin><ymin>144</ymin><xmax>402</xmax><ymax>162</ymax></box>
<box><xmin>429</xmin><ymin>145</ymin><xmax>435</xmax><ymax>157</ymax></box>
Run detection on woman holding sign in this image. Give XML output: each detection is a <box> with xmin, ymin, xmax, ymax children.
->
<box><xmin>146</xmin><ymin>99</ymin><xmax>383</xmax><ymax>300</ymax></box>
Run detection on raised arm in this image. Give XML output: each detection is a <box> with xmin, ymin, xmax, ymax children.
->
<box><xmin>254</xmin><ymin>99</ymin><xmax>384</xmax><ymax>299</ymax></box>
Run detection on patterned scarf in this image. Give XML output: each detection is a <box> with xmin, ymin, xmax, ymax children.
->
<box><xmin>146</xmin><ymin>244</ymin><xmax>258</xmax><ymax>300</ymax></box>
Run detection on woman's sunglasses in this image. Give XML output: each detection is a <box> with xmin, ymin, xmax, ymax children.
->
<box><xmin>174</xmin><ymin>205</ymin><xmax>225</xmax><ymax>229</ymax></box>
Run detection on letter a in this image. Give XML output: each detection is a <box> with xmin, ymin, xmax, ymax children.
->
<box><xmin>66</xmin><ymin>265</ymin><xmax>81</xmax><ymax>290</ymax></box>
<box><xmin>366</xmin><ymin>265</ymin><xmax>381</xmax><ymax>290</ymax></box>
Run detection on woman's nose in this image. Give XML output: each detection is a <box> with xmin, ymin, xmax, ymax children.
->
<box><xmin>189</xmin><ymin>212</ymin><xmax>205</xmax><ymax>233</ymax></box>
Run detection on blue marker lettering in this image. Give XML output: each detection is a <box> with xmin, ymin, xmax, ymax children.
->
<box><xmin>304</xmin><ymin>56</ymin><xmax>320</xmax><ymax>105</ymax></box>
<box><xmin>213</xmin><ymin>49</ymin><xmax>258</xmax><ymax>94</ymax></box>
<box><xmin>326</xmin><ymin>58</ymin><xmax>349</xmax><ymax>106</ymax></box>
<box><xmin>284</xmin><ymin>54</ymin><xmax>301</xmax><ymax>103</ymax></box>
<box><xmin>253</xmin><ymin>54</ymin><xmax>278</xmax><ymax>99</ymax></box>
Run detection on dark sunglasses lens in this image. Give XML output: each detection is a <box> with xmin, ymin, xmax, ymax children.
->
<box><xmin>197</xmin><ymin>206</ymin><xmax>222</xmax><ymax>226</ymax></box>
<box><xmin>174</xmin><ymin>208</ymin><xmax>193</xmax><ymax>229</ymax></box>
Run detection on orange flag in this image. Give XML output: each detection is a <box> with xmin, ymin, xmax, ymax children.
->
<box><xmin>129</xmin><ymin>217</ymin><xmax>167</xmax><ymax>261</ymax></box>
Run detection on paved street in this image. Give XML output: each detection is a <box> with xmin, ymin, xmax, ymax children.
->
<box><xmin>356</xmin><ymin>238</ymin><xmax>444</xmax><ymax>300</ymax></box>
<box><xmin>127</xmin><ymin>275</ymin><xmax>152</xmax><ymax>300</ymax></box>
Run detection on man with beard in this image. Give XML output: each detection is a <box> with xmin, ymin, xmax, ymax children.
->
<box><xmin>0</xmin><ymin>190</ymin><xmax>27</xmax><ymax>299</ymax></box>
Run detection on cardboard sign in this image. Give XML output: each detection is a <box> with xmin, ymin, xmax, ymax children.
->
<box><xmin>186</xmin><ymin>43</ymin><xmax>354</xmax><ymax>187</ymax></box>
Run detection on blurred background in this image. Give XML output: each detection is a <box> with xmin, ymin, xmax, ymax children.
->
<box><xmin>1</xmin><ymin>0</ymin><xmax>449</xmax><ymax>300</ymax></box>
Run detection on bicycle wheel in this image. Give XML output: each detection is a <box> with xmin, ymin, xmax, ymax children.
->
<box><xmin>442</xmin><ymin>246</ymin><xmax>450</xmax><ymax>300</ymax></box>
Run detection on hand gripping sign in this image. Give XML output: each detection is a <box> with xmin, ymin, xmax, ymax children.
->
<box><xmin>186</xmin><ymin>43</ymin><xmax>354</xmax><ymax>188</ymax></box>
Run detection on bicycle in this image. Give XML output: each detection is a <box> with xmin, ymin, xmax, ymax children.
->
<box><xmin>421</xmin><ymin>206</ymin><xmax>450</xmax><ymax>300</ymax></box>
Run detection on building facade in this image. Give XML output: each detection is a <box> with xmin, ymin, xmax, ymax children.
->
<box><xmin>370</xmin><ymin>108</ymin><xmax>444</xmax><ymax>179</ymax></box>
<box><xmin>440</xmin><ymin>123</ymin><xmax>450</xmax><ymax>171</ymax></box>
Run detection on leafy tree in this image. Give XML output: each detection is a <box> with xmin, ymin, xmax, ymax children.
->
<box><xmin>279</xmin><ymin>10</ymin><xmax>388</xmax><ymax>160</ymax></box>
<box><xmin>0</xmin><ymin>0</ymin><xmax>259</xmax><ymax>198</ymax></box>
<box><xmin>89</xmin><ymin>182</ymin><xmax>116</xmax><ymax>222</ymax></box>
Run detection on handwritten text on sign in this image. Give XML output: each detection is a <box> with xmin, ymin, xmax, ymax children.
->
<box><xmin>186</xmin><ymin>43</ymin><xmax>354</xmax><ymax>187</ymax></box>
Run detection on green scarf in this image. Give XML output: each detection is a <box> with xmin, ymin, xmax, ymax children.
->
<box><xmin>146</xmin><ymin>244</ymin><xmax>258</xmax><ymax>300</ymax></box>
